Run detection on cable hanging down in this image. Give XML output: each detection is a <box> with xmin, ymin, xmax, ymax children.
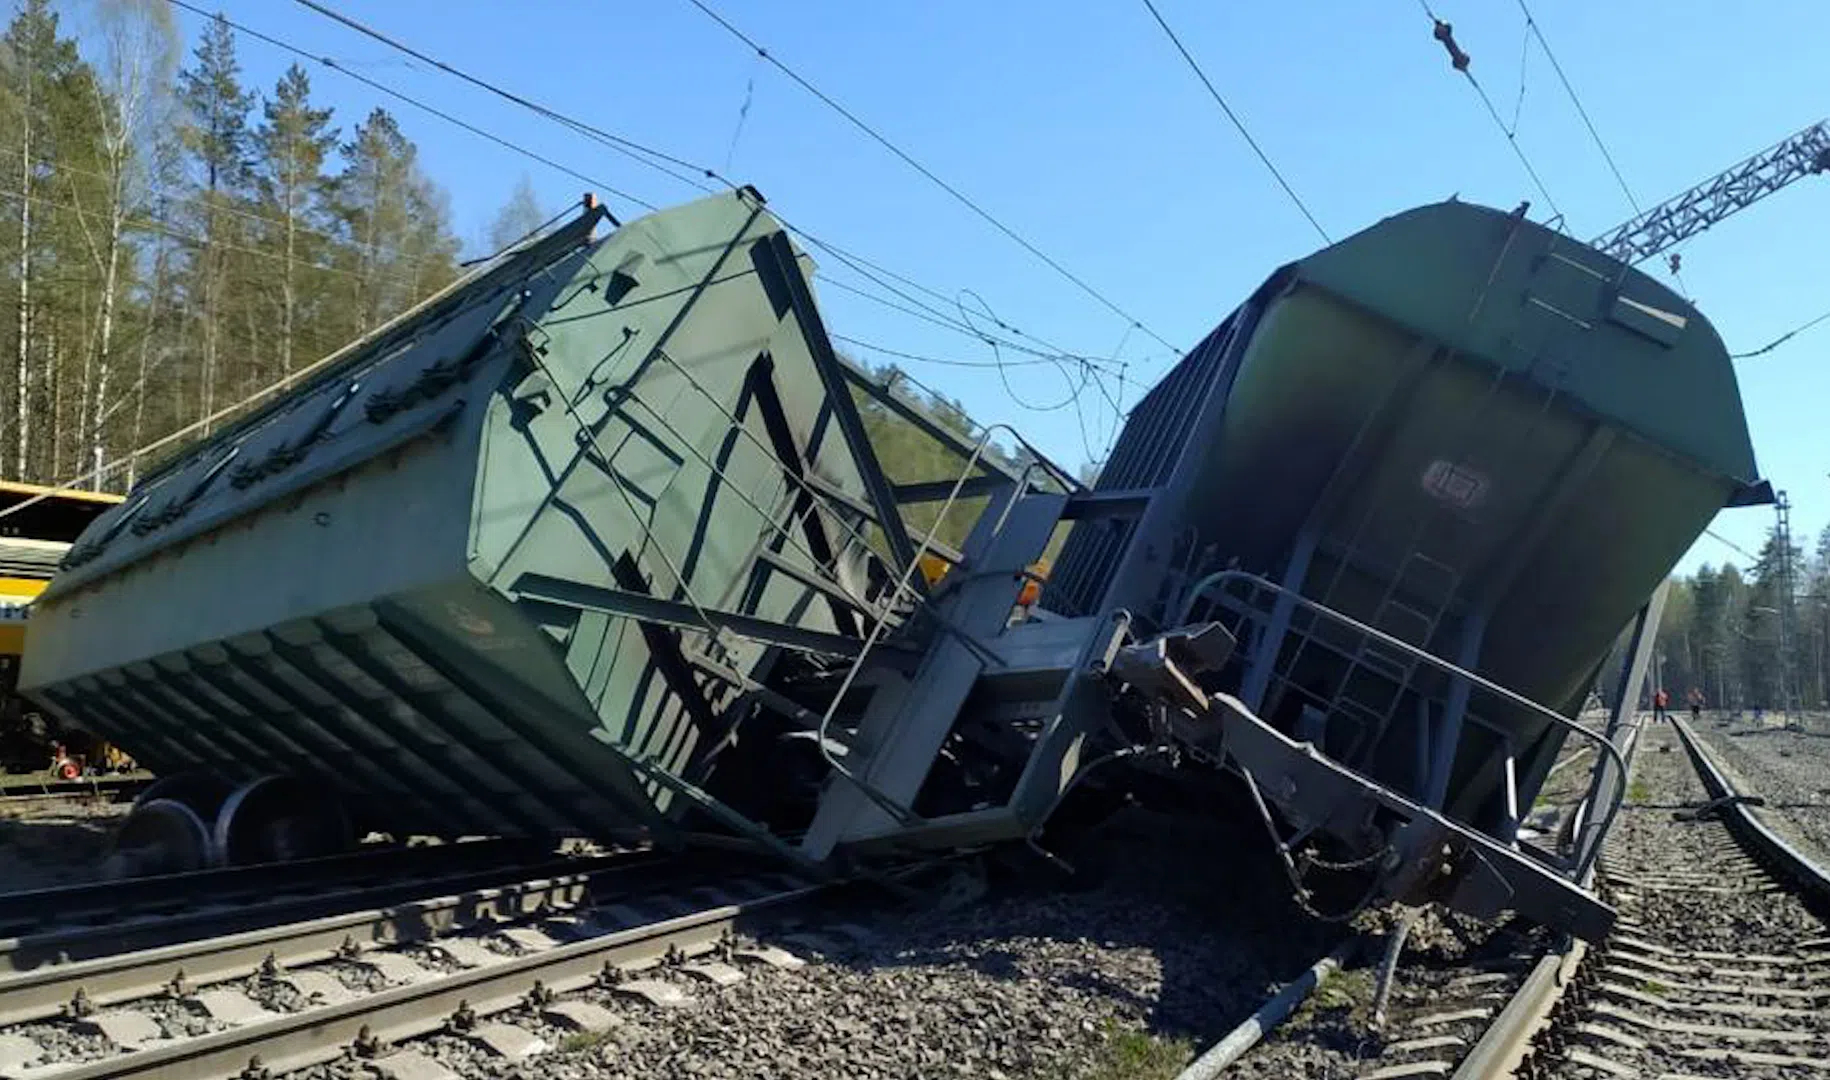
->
<box><xmin>190</xmin><ymin>1</ymin><xmax>1130</xmax><ymax>382</ymax></box>
<box><xmin>1731</xmin><ymin>308</ymin><xmax>1830</xmax><ymax>359</ymax></box>
<box><xmin>156</xmin><ymin>0</ymin><xmax>1148</xmax><ymax>479</ymax></box>
<box><xmin>1139</xmin><ymin>0</ymin><xmax>1331</xmax><ymax>245</ymax></box>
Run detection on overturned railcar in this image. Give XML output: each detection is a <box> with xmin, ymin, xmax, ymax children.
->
<box><xmin>1052</xmin><ymin>199</ymin><xmax>1766</xmax><ymax>938</ymax></box>
<box><xmin>19</xmin><ymin>192</ymin><xmax>1764</xmax><ymax>942</ymax></box>
<box><xmin>22</xmin><ymin>189</ymin><xmax>966</xmax><ymax>865</ymax></box>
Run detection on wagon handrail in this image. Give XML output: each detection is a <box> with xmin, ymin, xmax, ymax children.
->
<box><xmin>811</xmin><ymin>422</ymin><xmax>1069</xmax><ymax>826</ymax></box>
<box><xmin>1179</xmin><ymin>570</ymin><xmax>1629</xmax><ymax>873</ymax></box>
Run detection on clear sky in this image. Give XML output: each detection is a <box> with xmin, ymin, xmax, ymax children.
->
<box><xmin>139</xmin><ymin>0</ymin><xmax>1830</xmax><ymax>574</ymax></box>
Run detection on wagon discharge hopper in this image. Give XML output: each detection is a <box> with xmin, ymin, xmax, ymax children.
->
<box><xmin>1049</xmin><ymin>199</ymin><xmax>1768</xmax><ymax>942</ymax></box>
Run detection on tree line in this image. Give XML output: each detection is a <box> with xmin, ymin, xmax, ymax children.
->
<box><xmin>1644</xmin><ymin>521</ymin><xmax>1830</xmax><ymax>712</ymax></box>
<box><xmin>0</xmin><ymin>0</ymin><xmax>503</xmax><ymax>495</ymax></box>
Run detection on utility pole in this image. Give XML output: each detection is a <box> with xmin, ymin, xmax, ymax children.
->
<box><xmin>1776</xmin><ymin>491</ymin><xmax>1799</xmax><ymax>720</ymax></box>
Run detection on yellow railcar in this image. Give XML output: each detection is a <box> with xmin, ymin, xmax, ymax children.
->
<box><xmin>0</xmin><ymin>481</ymin><xmax>125</xmax><ymax>775</ymax></box>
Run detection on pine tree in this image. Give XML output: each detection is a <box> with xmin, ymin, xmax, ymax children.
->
<box><xmin>332</xmin><ymin>107</ymin><xmax>458</xmax><ymax>340</ymax></box>
<box><xmin>253</xmin><ymin>62</ymin><xmax>335</xmax><ymax>378</ymax></box>
<box><xmin>334</xmin><ymin>108</ymin><xmax>413</xmax><ymax>337</ymax></box>
<box><xmin>1743</xmin><ymin>529</ymin><xmax>1805</xmax><ymax>710</ymax></box>
<box><xmin>175</xmin><ymin>12</ymin><xmax>251</xmax><ymax>432</ymax></box>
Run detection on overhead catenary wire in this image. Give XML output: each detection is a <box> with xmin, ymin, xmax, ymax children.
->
<box><xmin>1731</xmin><ymin>308</ymin><xmax>1830</xmax><ymax>359</ymax></box>
<box><xmin>1417</xmin><ymin>0</ymin><xmax>1564</xmax><ymax>222</ymax></box>
<box><xmin>288</xmin><ymin>0</ymin><xmax>715</xmax><ymax>195</ymax></box>
<box><xmin>1514</xmin><ymin>0</ymin><xmax>1641</xmax><ymax>216</ymax></box>
<box><xmin>1705</xmin><ymin>528</ymin><xmax>1759</xmax><ymax>563</ymax></box>
<box><xmin>164</xmin><ymin>0</ymin><xmax>655</xmax><ymax>217</ymax></box>
<box><xmin>1137</xmin><ymin>0</ymin><xmax>1331</xmax><ymax>245</ymax></box>
<box><xmin>106</xmin><ymin>0</ymin><xmax>1142</xmax><ymax>508</ymax></box>
<box><xmin>279</xmin><ymin>0</ymin><xmax>1153</xmax><ymax>431</ymax></box>
<box><xmin>679</xmin><ymin>0</ymin><xmax>1181</xmax><ymax>355</ymax></box>
<box><xmin>171</xmin><ymin>4</ymin><xmax>1098</xmax><ymax>373</ymax></box>
<box><xmin>832</xmin><ymin>335</ymin><xmax>1072</xmax><ymax>371</ymax></box>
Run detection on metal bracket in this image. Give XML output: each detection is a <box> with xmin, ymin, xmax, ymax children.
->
<box><xmin>1674</xmin><ymin>793</ymin><xmax>1767</xmax><ymax>822</ymax></box>
<box><xmin>1198</xmin><ymin>692</ymin><xmax>1615</xmax><ymax>942</ymax></box>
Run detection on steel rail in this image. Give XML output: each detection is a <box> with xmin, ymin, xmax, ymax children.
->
<box><xmin>1670</xmin><ymin>716</ymin><xmax>1830</xmax><ymax>905</ymax></box>
<box><xmin>1447</xmin><ymin>721</ymin><xmax>1647</xmax><ymax>1080</ymax></box>
<box><xmin>1448</xmin><ymin>715</ymin><xmax>1827</xmax><ymax>1080</ymax></box>
<box><xmin>1448</xmin><ymin>941</ymin><xmax>1586</xmax><ymax>1080</ymax></box>
<box><xmin>0</xmin><ymin>849</ymin><xmax>665</xmax><ymax>975</ymax></box>
<box><xmin>0</xmin><ymin>838</ymin><xmax>560</xmax><ymax>936</ymax></box>
<box><xmin>32</xmin><ymin>872</ymin><xmax>820</xmax><ymax>1080</ymax></box>
<box><xmin>0</xmin><ymin>853</ymin><xmax>689</xmax><ymax>1026</ymax></box>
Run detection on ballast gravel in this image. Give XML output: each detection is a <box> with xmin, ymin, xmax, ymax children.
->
<box><xmin>287</xmin><ymin>809</ymin><xmax>1335</xmax><ymax>1080</ymax></box>
<box><xmin>1536</xmin><ymin>721</ymin><xmax>1828</xmax><ymax>1078</ymax></box>
<box><xmin>1686</xmin><ymin>710</ymin><xmax>1830</xmax><ymax>868</ymax></box>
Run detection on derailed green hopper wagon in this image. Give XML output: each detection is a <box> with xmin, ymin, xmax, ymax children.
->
<box><xmin>20</xmin><ymin>189</ymin><xmax>1767</xmax><ymax>945</ymax></box>
<box><xmin>20</xmin><ymin>189</ymin><xmax>966</xmax><ymax>863</ymax></box>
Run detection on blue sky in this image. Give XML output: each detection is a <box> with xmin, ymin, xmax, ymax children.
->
<box><xmin>142</xmin><ymin>0</ymin><xmax>1830</xmax><ymax>574</ymax></box>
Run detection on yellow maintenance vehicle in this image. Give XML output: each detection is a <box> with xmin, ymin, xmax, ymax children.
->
<box><xmin>0</xmin><ymin>480</ymin><xmax>129</xmax><ymax>777</ymax></box>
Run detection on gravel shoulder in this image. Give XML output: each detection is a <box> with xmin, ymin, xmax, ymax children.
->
<box><xmin>1683</xmin><ymin>710</ymin><xmax>1830</xmax><ymax>870</ymax></box>
<box><xmin>2</xmin><ymin>802</ymin><xmax>1337</xmax><ymax>1080</ymax></box>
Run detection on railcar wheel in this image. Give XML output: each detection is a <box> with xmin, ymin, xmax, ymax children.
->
<box><xmin>134</xmin><ymin>773</ymin><xmax>234</xmax><ymax>820</ymax></box>
<box><xmin>213</xmin><ymin>775</ymin><xmax>354</xmax><ymax>866</ymax></box>
<box><xmin>105</xmin><ymin>798</ymin><xmax>213</xmax><ymax>878</ymax></box>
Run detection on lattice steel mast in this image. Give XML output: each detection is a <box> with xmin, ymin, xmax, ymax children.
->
<box><xmin>1589</xmin><ymin>121</ymin><xmax>1830</xmax><ymax>265</ymax></box>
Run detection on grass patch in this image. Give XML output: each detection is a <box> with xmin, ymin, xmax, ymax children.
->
<box><xmin>1078</xmin><ymin>1020</ymin><xmax>1195</xmax><ymax>1080</ymax></box>
<box><xmin>1640</xmin><ymin>979</ymin><xmax>1671</xmax><ymax>997</ymax></box>
<box><xmin>1290</xmin><ymin>967</ymin><xmax>1374</xmax><ymax>1028</ymax></box>
<box><xmin>556</xmin><ymin>1030</ymin><xmax>613</xmax><ymax>1053</ymax></box>
<box><xmin>1627</xmin><ymin>779</ymin><xmax>1652</xmax><ymax>803</ymax></box>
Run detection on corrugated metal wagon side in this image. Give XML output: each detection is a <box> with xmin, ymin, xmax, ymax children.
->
<box><xmin>20</xmin><ymin>189</ymin><xmax>902</xmax><ymax>857</ymax></box>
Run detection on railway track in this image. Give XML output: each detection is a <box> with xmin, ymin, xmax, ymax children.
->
<box><xmin>1208</xmin><ymin>710</ymin><xmax>1830</xmax><ymax>1079</ymax></box>
<box><xmin>0</xmin><ymin>838</ymin><xmax>623</xmax><ymax>937</ymax></box>
<box><xmin>0</xmin><ymin>842</ymin><xmax>667</xmax><ymax>972</ymax></box>
<box><xmin>1370</xmin><ymin>714</ymin><xmax>1830</xmax><ymax>1080</ymax></box>
<box><xmin>0</xmin><ymin>855</ymin><xmax>828</xmax><ymax>1080</ymax></box>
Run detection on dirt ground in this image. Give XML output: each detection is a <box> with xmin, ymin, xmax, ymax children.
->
<box><xmin>0</xmin><ymin>796</ymin><xmax>128</xmax><ymax>892</ymax></box>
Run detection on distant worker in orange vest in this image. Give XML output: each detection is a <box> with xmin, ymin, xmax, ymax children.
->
<box><xmin>1653</xmin><ymin>688</ymin><xmax>1670</xmax><ymax>723</ymax></box>
<box><xmin>1687</xmin><ymin>687</ymin><xmax>1705</xmax><ymax>722</ymax></box>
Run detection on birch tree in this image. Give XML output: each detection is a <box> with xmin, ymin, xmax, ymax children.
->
<box><xmin>70</xmin><ymin>0</ymin><xmax>176</xmax><ymax>486</ymax></box>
